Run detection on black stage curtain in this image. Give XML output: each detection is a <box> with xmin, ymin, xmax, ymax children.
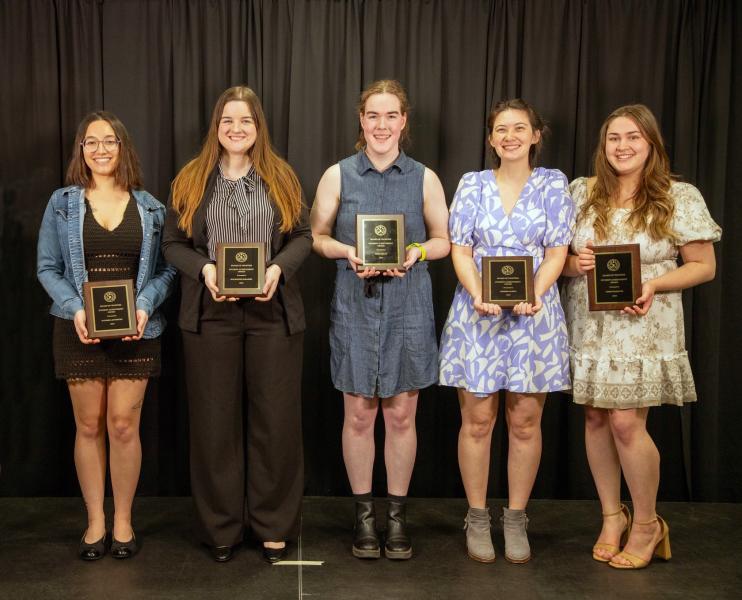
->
<box><xmin>1</xmin><ymin>0</ymin><xmax>739</xmax><ymax>502</ymax></box>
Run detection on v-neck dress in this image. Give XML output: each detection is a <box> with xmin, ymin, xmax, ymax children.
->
<box><xmin>52</xmin><ymin>195</ymin><xmax>161</xmax><ymax>380</ymax></box>
<box><xmin>438</xmin><ymin>168</ymin><xmax>575</xmax><ymax>394</ymax></box>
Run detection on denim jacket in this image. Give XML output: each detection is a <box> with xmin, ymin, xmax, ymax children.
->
<box><xmin>37</xmin><ymin>186</ymin><xmax>177</xmax><ymax>338</ymax></box>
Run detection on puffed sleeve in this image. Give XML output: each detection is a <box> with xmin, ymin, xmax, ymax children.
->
<box><xmin>543</xmin><ymin>169</ymin><xmax>575</xmax><ymax>247</ymax></box>
<box><xmin>448</xmin><ymin>171</ymin><xmax>482</xmax><ymax>246</ymax></box>
<box><xmin>671</xmin><ymin>182</ymin><xmax>722</xmax><ymax>245</ymax></box>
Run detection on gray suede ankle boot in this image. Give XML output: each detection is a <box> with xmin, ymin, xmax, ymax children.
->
<box><xmin>502</xmin><ymin>507</ymin><xmax>531</xmax><ymax>563</ymax></box>
<box><xmin>464</xmin><ymin>507</ymin><xmax>495</xmax><ymax>563</ymax></box>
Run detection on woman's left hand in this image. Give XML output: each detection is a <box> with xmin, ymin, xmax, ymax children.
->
<box><xmin>256</xmin><ymin>264</ymin><xmax>282</xmax><ymax>302</ymax></box>
<box><xmin>122</xmin><ymin>310</ymin><xmax>148</xmax><ymax>341</ymax></box>
<box><xmin>623</xmin><ymin>281</ymin><xmax>655</xmax><ymax>316</ymax></box>
<box><xmin>383</xmin><ymin>245</ymin><xmax>422</xmax><ymax>278</ymax></box>
<box><xmin>512</xmin><ymin>296</ymin><xmax>542</xmax><ymax>316</ymax></box>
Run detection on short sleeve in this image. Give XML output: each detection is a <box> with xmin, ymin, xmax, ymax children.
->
<box><xmin>448</xmin><ymin>171</ymin><xmax>482</xmax><ymax>246</ymax></box>
<box><xmin>543</xmin><ymin>169</ymin><xmax>576</xmax><ymax>247</ymax></box>
<box><xmin>671</xmin><ymin>182</ymin><xmax>722</xmax><ymax>245</ymax></box>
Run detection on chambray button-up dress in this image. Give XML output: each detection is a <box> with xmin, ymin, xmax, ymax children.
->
<box><xmin>329</xmin><ymin>150</ymin><xmax>438</xmax><ymax>398</ymax></box>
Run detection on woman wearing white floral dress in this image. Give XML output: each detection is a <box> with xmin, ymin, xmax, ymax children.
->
<box><xmin>561</xmin><ymin>104</ymin><xmax>721</xmax><ymax>569</ymax></box>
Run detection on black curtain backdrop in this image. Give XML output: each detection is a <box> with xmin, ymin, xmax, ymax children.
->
<box><xmin>1</xmin><ymin>0</ymin><xmax>739</xmax><ymax>502</ymax></box>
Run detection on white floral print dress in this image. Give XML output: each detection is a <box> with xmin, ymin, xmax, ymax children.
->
<box><xmin>561</xmin><ymin>178</ymin><xmax>721</xmax><ymax>408</ymax></box>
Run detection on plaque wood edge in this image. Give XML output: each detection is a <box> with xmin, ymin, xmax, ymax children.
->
<box><xmin>216</xmin><ymin>242</ymin><xmax>266</xmax><ymax>297</ymax></box>
<box><xmin>586</xmin><ymin>243</ymin><xmax>642</xmax><ymax>311</ymax></box>
<box><xmin>481</xmin><ymin>256</ymin><xmax>535</xmax><ymax>308</ymax></box>
<box><xmin>355</xmin><ymin>214</ymin><xmax>406</xmax><ymax>270</ymax></box>
<box><xmin>82</xmin><ymin>279</ymin><xmax>138</xmax><ymax>339</ymax></box>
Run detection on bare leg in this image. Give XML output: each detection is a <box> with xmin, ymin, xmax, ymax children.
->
<box><xmin>505</xmin><ymin>392</ymin><xmax>545</xmax><ymax>509</ymax></box>
<box><xmin>107</xmin><ymin>377</ymin><xmax>147</xmax><ymax>541</ymax></box>
<box><xmin>381</xmin><ymin>391</ymin><xmax>418</xmax><ymax>496</ymax></box>
<box><xmin>342</xmin><ymin>393</ymin><xmax>379</xmax><ymax>494</ymax></box>
<box><xmin>68</xmin><ymin>378</ymin><xmax>107</xmax><ymax>542</ymax></box>
<box><xmin>609</xmin><ymin>408</ymin><xmax>663</xmax><ymax>565</ymax></box>
<box><xmin>584</xmin><ymin>406</ymin><xmax>626</xmax><ymax>559</ymax></box>
<box><xmin>458</xmin><ymin>390</ymin><xmax>499</xmax><ymax>508</ymax></box>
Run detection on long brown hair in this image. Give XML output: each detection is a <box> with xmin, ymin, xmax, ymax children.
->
<box><xmin>487</xmin><ymin>98</ymin><xmax>547</xmax><ymax>168</ymax></box>
<box><xmin>171</xmin><ymin>86</ymin><xmax>302</xmax><ymax>236</ymax></box>
<box><xmin>582</xmin><ymin>104</ymin><xmax>676</xmax><ymax>242</ymax></box>
<box><xmin>355</xmin><ymin>79</ymin><xmax>411</xmax><ymax>151</ymax></box>
<box><xmin>65</xmin><ymin>111</ymin><xmax>143</xmax><ymax>190</ymax></box>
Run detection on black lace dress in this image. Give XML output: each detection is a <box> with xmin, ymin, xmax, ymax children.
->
<box><xmin>52</xmin><ymin>197</ymin><xmax>161</xmax><ymax>380</ymax></box>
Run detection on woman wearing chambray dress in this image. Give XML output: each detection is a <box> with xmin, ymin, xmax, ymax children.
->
<box><xmin>37</xmin><ymin>111</ymin><xmax>175</xmax><ymax>560</ymax></box>
<box><xmin>311</xmin><ymin>79</ymin><xmax>449</xmax><ymax>560</ymax></box>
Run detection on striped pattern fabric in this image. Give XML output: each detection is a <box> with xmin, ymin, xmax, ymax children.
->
<box><xmin>206</xmin><ymin>164</ymin><xmax>275</xmax><ymax>260</ymax></box>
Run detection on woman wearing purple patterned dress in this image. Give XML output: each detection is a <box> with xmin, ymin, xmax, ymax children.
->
<box><xmin>439</xmin><ymin>99</ymin><xmax>575</xmax><ymax>564</ymax></box>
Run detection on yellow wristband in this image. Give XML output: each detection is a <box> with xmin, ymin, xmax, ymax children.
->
<box><xmin>406</xmin><ymin>242</ymin><xmax>426</xmax><ymax>262</ymax></box>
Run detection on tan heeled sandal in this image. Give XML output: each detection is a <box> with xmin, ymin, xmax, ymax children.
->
<box><xmin>608</xmin><ymin>515</ymin><xmax>671</xmax><ymax>569</ymax></box>
<box><xmin>592</xmin><ymin>504</ymin><xmax>632</xmax><ymax>562</ymax></box>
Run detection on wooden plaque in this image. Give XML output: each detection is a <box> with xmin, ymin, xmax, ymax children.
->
<box><xmin>481</xmin><ymin>256</ymin><xmax>535</xmax><ymax>308</ymax></box>
<box><xmin>83</xmin><ymin>279</ymin><xmax>137</xmax><ymax>339</ymax></box>
<box><xmin>587</xmin><ymin>243</ymin><xmax>642</xmax><ymax>311</ymax></box>
<box><xmin>216</xmin><ymin>242</ymin><xmax>266</xmax><ymax>297</ymax></box>
<box><xmin>356</xmin><ymin>214</ymin><xmax>405</xmax><ymax>270</ymax></box>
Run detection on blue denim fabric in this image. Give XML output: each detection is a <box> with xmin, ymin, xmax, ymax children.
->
<box><xmin>37</xmin><ymin>186</ymin><xmax>176</xmax><ymax>338</ymax></box>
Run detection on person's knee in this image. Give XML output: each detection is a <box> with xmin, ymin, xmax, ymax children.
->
<box><xmin>508</xmin><ymin>412</ymin><xmax>541</xmax><ymax>443</ymax></box>
<box><xmin>461</xmin><ymin>413</ymin><xmax>496</xmax><ymax>441</ymax></box>
<box><xmin>345</xmin><ymin>408</ymin><xmax>376</xmax><ymax>436</ymax></box>
<box><xmin>584</xmin><ymin>407</ymin><xmax>609</xmax><ymax>433</ymax></box>
<box><xmin>76</xmin><ymin>414</ymin><xmax>104</xmax><ymax>441</ymax></box>
<box><xmin>108</xmin><ymin>414</ymin><xmax>138</xmax><ymax>444</ymax></box>
<box><xmin>609</xmin><ymin>411</ymin><xmax>643</xmax><ymax>446</ymax></box>
<box><xmin>384</xmin><ymin>406</ymin><xmax>414</xmax><ymax>435</ymax></box>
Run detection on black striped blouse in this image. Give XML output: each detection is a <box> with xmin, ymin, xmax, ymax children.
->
<box><xmin>206</xmin><ymin>164</ymin><xmax>275</xmax><ymax>261</ymax></box>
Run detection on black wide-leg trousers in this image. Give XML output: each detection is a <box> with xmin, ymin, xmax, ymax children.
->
<box><xmin>182</xmin><ymin>292</ymin><xmax>304</xmax><ymax>547</ymax></box>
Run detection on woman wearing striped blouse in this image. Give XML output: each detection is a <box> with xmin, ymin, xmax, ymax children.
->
<box><xmin>162</xmin><ymin>86</ymin><xmax>311</xmax><ymax>563</ymax></box>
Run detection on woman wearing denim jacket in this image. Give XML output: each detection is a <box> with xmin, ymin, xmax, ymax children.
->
<box><xmin>37</xmin><ymin>111</ymin><xmax>176</xmax><ymax>561</ymax></box>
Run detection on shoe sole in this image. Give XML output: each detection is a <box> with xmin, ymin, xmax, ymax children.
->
<box><xmin>505</xmin><ymin>554</ymin><xmax>531</xmax><ymax>564</ymax></box>
<box><xmin>384</xmin><ymin>548</ymin><xmax>413</xmax><ymax>560</ymax></box>
<box><xmin>352</xmin><ymin>547</ymin><xmax>381</xmax><ymax>559</ymax></box>
<box><xmin>467</xmin><ymin>551</ymin><xmax>496</xmax><ymax>563</ymax></box>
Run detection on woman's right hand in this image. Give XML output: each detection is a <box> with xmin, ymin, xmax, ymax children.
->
<box><xmin>202</xmin><ymin>263</ymin><xmax>238</xmax><ymax>302</ymax></box>
<box><xmin>576</xmin><ymin>240</ymin><xmax>596</xmax><ymax>275</ymax></box>
<box><xmin>73</xmin><ymin>309</ymin><xmax>100</xmax><ymax>344</ymax></box>
<box><xmin>346</xmin><ymin>245</ymin><xmax>380</xmax><ymax>279</ymax></box>
<box><xmin>473</xmin><ymin>295</ymin><xmax>502</xmax><ymax>317</ymax></box>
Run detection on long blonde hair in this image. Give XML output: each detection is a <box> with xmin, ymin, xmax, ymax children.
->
<box><xmin>171</xmin><ymin>86</ymin><xmax>302</xmax><ymax>236</ymax></box>
<box><xmin>582</xmin><ymin>104</ymin><xmax>676</xmax><ymax>242</ymax></box>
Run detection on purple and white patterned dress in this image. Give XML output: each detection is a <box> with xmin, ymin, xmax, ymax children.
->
<box><xmin>439</xmin><ymin>167</ymin><xmax>575</xmax><ymax>395</ymax></box>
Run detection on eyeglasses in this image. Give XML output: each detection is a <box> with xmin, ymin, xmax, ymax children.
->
<box><xmin>81</xmin><ymin>137</ymin><xmax>121</xmax><ymax>152</ymax></box>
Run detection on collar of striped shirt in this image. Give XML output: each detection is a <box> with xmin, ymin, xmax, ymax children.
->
<box><xmin>218</xmin><ymin>161</ymin><xmax>257</xmax><ymax>192</ymax></box>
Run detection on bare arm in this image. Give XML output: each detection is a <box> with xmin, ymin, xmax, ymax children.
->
<box><xmin>625</xmin><ymin>240</ymin><xmax>716</xmax><ymax>316</ymax></box>
<box><xmin>451</xmin><ymin>243</ymin><xmax>501</xmax><ymax>317</ymax></box>
<box><xmin>419</xmin><ymin>168</ymin><xmax>450</xmax><ymax>261</ymax></box>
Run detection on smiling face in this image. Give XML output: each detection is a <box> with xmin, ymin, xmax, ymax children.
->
<box><xmin>604</xmin><ymin>116</ymin><xmax>651</xmax><ymax>177</ymax></box>
<box><xmin>360</xmin><ymin>92</ymin><xmax>407</xmax><ymax>157</ymax></box>
<box><xmin>217</xmin><ymin>100</ymin><xmax>257</xmax><ymax>156</ymax></box>
<box><xmin>488</xmin><ymin>109</ymin><xmax>541</xmax><ymax>166</ymax></box>
<box><xmin>82</xmin><ymin>120</ymin><xmax>120</xmax><ymax>178</ymax></box>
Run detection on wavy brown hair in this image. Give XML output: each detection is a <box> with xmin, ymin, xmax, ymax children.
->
<box><xmin>65</xmin><ymin>111</ymin><xmax>143</xmax><ymax>190</ymax></box>
<box><xmin>582</xmin><ymin>104</ymin><xmax>676</xmax><ymax>242</ymax></box>
<box><xmin>487</xmin><ymin>98</ymin><xmax>547</xmax><ymax>168</ymax></box>
<box><xmin>355</xmin><ymin>79</ymin><xmax>411</xmax><ymax>151</ymax></box>
<box><xmin>171</xmin><ymin>86</ymin><xmax>302</xmax><ymax>236</ymax></box>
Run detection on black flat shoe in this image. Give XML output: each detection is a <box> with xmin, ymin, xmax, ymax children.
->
<box><xmin>263</xmin><ymin>544</ymin><xmax>287</xmax><ymax>564</ymax></box>
<box><xmin>79</xmin><ymin>531</ymin><xmax>107</xmax><ymax>561</ymax></box>
<box><xmin>211</xmin><ymin>545</ymin><xmax>234</xmax><ymax>562</ymax></box>
<box><xmin>111</xmin><ymin>532</ymin><xmax>139</xmax><ymax>559</ymax></box>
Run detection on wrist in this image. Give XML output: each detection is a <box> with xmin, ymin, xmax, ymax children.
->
<box><xmin>406</xmin><ymin>242</ymin><xmax>426</xmax><ymax>262</ymax></box>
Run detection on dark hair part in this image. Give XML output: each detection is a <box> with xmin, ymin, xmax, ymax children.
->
<box><xmin>355</xmin><ymin>79</ymin><xmax>411</xmax><ymax>151</ymax></box>
<box><xmin>65</xmin><ymin>111</ymin><xmax>143</xmax><ymax>189</ymax></box>
<box><xmin>486</xmin><ymin>98</ymin><xmax>547</xmax><ymax>168</ymax></box>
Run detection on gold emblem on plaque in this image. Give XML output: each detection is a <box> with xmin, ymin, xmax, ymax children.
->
<box><xmin>103</xmin><ymin>291</ymin><xmax>117</xmax><ymax>303</ymax></box>
<box><xmin>606</xmin><ymin>258</ymin><xmax>620</xmax><ymax>272</ymax></box>
<box><xmin>501</xmin><ymin>265</ymin><xmax>515</xmax><ymax>276</ymax></box>
<box><xmin>374</xmin><ymin>224</ymin><xmax>387</xmax><ymax>236</ymax></box>
<box><xmin>235</xmin><ymin>252</ymin><xmax>248</xmax><ymax>263</ymax></box>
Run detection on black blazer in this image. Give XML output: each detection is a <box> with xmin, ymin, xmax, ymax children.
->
<box><xmin>162</xmin><ymin>167</ymin><xmax>312</xmax><ymax>335</ymax></box>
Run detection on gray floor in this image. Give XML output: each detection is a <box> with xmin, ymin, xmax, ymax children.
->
<box><xmin>0</xmin><ymin>497</ymin><xmax>740</xmax><ymax>600</ymax></box>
